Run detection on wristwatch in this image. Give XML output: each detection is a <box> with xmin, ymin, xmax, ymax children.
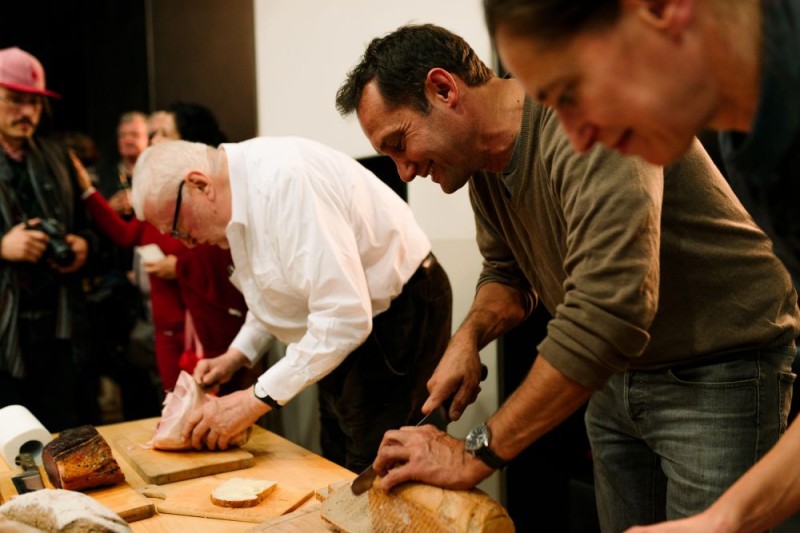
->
<box><xmin>465</xmin><ymin>422</ymin><xmax>508</xmax><ymax>469</ymax></box>
<box><xmin>253</xmin><ymin>382</ymin><xmax>282</xmax><ymax>410</ymax></box>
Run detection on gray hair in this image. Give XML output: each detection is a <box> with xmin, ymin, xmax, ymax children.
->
<box><xmin>131</xmin><ymin>140</ymin><xmax>215</xmax><ymax>221</ymax></box>
<box><xmin>118</xmin><ymin>110</ymin><xmax>147</xmax><ymax>128</ymax></box>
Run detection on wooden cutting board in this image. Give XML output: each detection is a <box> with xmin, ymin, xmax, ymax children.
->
<box><xmin>112</xmin><ymin>418</ymin><xmax>254</xmax><ymax>485</ymax></box>
<box><xmin>246</xmin><ymin>503</ymin><xmax>337</xmax><ymax>532</ymax></box>
<box><xmin>151</xmin><ymin>473</ymin><xmax>314</xmax><ymax>523</ymax></box>
<box><xmin>0</xmin><ymin>466</ymin><xmax>154</xmax><ymax>523</ymax></box>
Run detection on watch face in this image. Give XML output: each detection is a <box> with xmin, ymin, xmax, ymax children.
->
<box><xmin>466</xmin><ymin>423</ymin><xmax>489</xmax><ymax>452</ymax></box>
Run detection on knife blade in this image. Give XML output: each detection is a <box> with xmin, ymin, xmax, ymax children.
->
<box><xmin>12</xmin><ymin>453</ymin><xmax>45</xmax><ymax>495</ymax></box>
<box><xmin>350</xmin><ymin>364</ymin><xmax>488</xmax><ymax>495</ymax></box>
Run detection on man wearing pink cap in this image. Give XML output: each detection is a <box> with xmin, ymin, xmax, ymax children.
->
<box><xmin>0</xmin><ymin>47</ymin><xmax>96</xmax><ymax>431</ymax></box>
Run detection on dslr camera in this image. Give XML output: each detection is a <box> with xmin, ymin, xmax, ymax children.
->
<box><xmin>25</xmin><ymin>218</ymin><xmax>76</xmax><ymax>267</ymax></box>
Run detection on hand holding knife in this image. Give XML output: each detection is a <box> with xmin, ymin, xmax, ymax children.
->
<box><xmin>350</xmin><ymin>363</ymin><xmax>489</xmax><ymax>495</ymax></box>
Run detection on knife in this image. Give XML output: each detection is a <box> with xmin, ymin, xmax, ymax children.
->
<box><xmin>350</xmin><ymin>364</ymin><xmax>488</xmax><ymax>495</ymax></box>
<box><xmin>12</xmin><ymin>453</ymin><xmax>45</xmax><ymax>495</ymax></box>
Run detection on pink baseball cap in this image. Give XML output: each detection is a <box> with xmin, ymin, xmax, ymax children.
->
<box><xmin>0</xmin><ymin>47</ymin><xmax>61</xmax><ymax>99</ymax></box>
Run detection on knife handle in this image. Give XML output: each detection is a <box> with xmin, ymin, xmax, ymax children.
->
<box><xmin>432</xmin><ymin>363</ymin><xmax>489</xmax><ymax>425</ymax></box>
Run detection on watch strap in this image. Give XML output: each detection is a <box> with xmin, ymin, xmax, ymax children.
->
<box><xmin>473</xmin><ymin>443</ymin><xmax>508</xmax><ymax>470</ymax></box>
<box><xmin>253</xmin><ymin>384</ymin><xmax>282</xmax><ymax>409</ymax></box>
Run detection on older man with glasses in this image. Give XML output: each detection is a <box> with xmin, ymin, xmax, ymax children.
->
<box><xmin>0</xmin><ymin>46</ymin><xmax>98</xmax><ymax>431</ymax></box>
<box><xmin>130</xmin><ymin>138</ymin><xmax>453</xmax><ymax>472</ymax></box>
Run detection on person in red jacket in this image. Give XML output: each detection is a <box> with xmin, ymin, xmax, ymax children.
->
<box><xmin>71</xmin><ymin>101</ymin><xmax>260</xmax><ymax>392</ymax></box>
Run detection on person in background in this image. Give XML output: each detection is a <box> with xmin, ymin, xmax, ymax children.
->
<box><xmin>148</xmin><ymin>102</ymin><xmax>226</xmax><ymax>147</ymax></box>
<box><xmin>336</xmin><ymin>23</ymin><xmax>799</xmax><ymax>531</ymax></box>
<box><xmin>130</xmin><ymin>137</ymin><xmax>453</xmax><ymax>473</ymax></box>
<box><xmin>75</xmin><ymin>101</ymin><xmax>261</xmax><ymax>396</ymax></box>
<box><xmin>97</xmin><ymin>111</ymin><xmax>149</xmax><ymax>216</ymax></box>
<box><xmin>481</xmin><ymin>0</ymin><xmax>800</xmax><ymax>531</ymax></box>
<box><xmin>0</xmin><ymin>46</ymin><xmax>97</xmax><ymax>431</ymax></box>
<box><xmin>145</xmin><ymin>102</ymin><xmax>263</xmax><ymax>392</ymax></box>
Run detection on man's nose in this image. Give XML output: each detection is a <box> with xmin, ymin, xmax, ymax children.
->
<box><xmin>557</xmin><ymin>108</ymin><xmax>597</xmax><ymax>153</ymax></box>
<box><xmin>393</xmin><ymin>157</ymin><xmax>417</xmax><ymax>183</ymax></box>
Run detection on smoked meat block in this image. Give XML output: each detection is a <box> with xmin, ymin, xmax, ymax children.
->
<box><xmin>42</xmin><ymin>425</ymin><xmax>125</xmax><ymax>491</ymax></box>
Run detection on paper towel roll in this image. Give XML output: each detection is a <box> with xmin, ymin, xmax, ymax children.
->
<box><xmin>0</xmin><ymin>405</ymin><xmax>52</xmax><ymax>467</ymax></box>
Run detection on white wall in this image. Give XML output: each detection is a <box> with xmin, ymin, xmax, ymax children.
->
<box><xmin>253</xmin><ymin>0</ymin><xmax>501</xmax><ymax>499</ymax></box>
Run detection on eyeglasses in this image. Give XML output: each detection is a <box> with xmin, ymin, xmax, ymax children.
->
<box><xmin>0</xmin><ymin>93</ymin><xmax>43</xmax><ymax>108</ymax></box>
<box><xmin>170</xmin><ymin>180</ymin><xmax>190</xmax><ymax>240</ymax></box>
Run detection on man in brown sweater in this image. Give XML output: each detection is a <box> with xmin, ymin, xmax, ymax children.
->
<box><xmin>336</xmin><ymin>24</ymin><xmax>800</xmax><ymax>532</ymax></box>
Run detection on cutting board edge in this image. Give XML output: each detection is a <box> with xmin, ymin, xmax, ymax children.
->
<box><xmin>113</xmin><ymin>431</ymin><xmax>256</xmax><ymax>486</ymax></box>
<box><xmin>141</xmin><ymin>456</ymin><xmax>256</xmax><ymax>485</ymax></box>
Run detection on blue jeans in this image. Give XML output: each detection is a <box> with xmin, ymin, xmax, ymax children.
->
<box><xmin>586</xmin><ymin>346</ymin><xmax>796</xmax><ymax>532</ymax></box>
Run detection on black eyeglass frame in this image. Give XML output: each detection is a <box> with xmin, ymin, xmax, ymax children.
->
<box><xmin>170</xmin><ymin>180</ymin><xmax>189</xmax><ymax>239</ymax></box>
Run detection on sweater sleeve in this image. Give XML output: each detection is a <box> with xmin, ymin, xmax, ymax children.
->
<box><xmin>83</xmin><ymin>190</ymin><xmax>144</xmax><ymax>248</ymax></box>
<box><xmin>537</xmin><ymin>112</ymin><xmax>661</xmax><ymax>390</ymax></box>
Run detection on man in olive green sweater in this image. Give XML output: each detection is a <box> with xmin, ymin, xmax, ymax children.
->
<box><xmin>336</xmin><ymin>23</ymin><xmax>799</xmax><ymax>532</ymax></box>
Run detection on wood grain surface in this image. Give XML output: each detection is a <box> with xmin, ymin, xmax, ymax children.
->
<box><xmin>111</xmin><ymin>418</ymin><xmax>255</xmax><ymax>485</ymax></box>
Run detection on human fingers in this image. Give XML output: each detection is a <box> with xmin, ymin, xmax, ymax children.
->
<box><xmin>206</xmin><ymin>429</ymin><xmax>219</xmax><ymax>451</ymax></box>
<box><xmin>182</xmin><ymin>409</ymin><xmax>204</xmax><ymax>446</ymax></box>
<box><xmin>373</xmin><ymin>429</ymin><xmax>416</xmax><ymax>473</ymax></box>
<box><xmin>193</xmin><ymin>359</ymin><xmax>212</xmax><ymax>384</ymax></box>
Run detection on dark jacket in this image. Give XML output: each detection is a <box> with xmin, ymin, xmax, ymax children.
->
<box><xmin>0</xmin><ymin>137</ymin><xmax>96</xmax><ymax>378</ymax></box>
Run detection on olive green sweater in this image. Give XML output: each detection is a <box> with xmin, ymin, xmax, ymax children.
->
<box><xmin>471</xmin><ymin>100</ymin><xmax>799</xmax><ymax>390</ymax></box>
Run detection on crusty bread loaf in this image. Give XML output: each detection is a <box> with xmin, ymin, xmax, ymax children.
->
<box><xmin>210</xmin><ymin>477</ymin><xmax>277</xmax><ymax>508</ymax></box>
<box><xmin>42</xmin><ymin>425</ymin><xmax>125</xmax><ymax>491</ymax></box>
<box><xmin>0</xmin><ymin>488</ymin><xmax>131</xmax><ymax>532</ymax></box>
<box><xmin>321</xmin><ymin>478</ymin><xmax>515</xmax><ymax>533</ymax></box>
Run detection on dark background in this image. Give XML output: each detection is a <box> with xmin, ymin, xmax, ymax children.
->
<box><xmin>1</xmin><ymin>0</ymin><xmax>257</xmax><ymax>171</ymax></box>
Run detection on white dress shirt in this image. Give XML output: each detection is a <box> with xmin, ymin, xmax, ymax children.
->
<box><xmin>223</xmin><ymin>137</ymin><xmax>431</xmax><ymax>405</ymax></box>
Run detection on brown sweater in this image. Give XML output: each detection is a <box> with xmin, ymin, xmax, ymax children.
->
<box><xmin>471</xmin><ymin>100</ymin><xmax>799</xmax><ymax>390</ymax></box>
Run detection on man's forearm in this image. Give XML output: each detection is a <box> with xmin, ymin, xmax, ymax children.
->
<box><xmin>703</xmin><ymin>417</ymin><xmax>800</xmax><ymax>533</ymax></box>
<box><xmin>487</xmin><ymin>355</ymin><xmax>593</xmax><ymax>462</ymax></box>
<box><xmin>457</xmin><ymin>282</ymin><xmax>528</xmax><ymax>349</ymax></box>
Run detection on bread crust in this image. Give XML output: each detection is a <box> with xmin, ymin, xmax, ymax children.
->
<box><xmin>321</xmin><ymin>478</ymin><xmax>515</xmax><ymax>533</ymax></box>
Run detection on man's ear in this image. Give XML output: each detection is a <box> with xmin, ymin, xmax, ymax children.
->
<box><xmin>186</xmin><ymin>171</ymin><xmax>216</xmax><ymax>199</ymax></box>
<box><xmin>626</xmin><ymin>0</ymin><xmax>693</xmax><ymax>36</ymax></box>
<box><xmin>424</xmin><ymin>68</ymin><xmax>459</xmax><ymax>108</ymax></box>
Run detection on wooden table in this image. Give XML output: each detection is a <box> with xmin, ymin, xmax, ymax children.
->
<box><xmin>0</xmin><ymin>419</ymin><xmax>355</xmax><ymax>532</ymax></box>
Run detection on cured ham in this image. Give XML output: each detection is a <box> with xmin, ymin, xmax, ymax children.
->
<box><xmin>151</xmin><ymin>370</ymin><xmax>250</xmax><ymax>450</ymax></box>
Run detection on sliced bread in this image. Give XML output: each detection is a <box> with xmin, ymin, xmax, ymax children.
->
<box><xmin>210</xmin><ymin>477</ymin><xmax>277</xmax><ymax>508</ymax></box>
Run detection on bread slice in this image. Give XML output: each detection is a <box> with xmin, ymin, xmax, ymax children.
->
<box><xmin>210</xmin><ymin>477</ymin><xmax>277</xmax><ymax>508</ymax></box>
<box><xmin>321</xmin><ymin>477</ymin><xmax>515</xmax><ymax>532</ymax></box>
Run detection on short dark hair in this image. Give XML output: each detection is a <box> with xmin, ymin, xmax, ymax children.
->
<box><xmin>167</xmin><ymin>102</ymin><xmax>227</xmax><ymax>147</ymax></box>
<box><xmin>483</xmin><ymin>0</ymin><xmax>621</xmax><ymax>44</ymax></box>
<box><xmin>336</xmin><ymin>23</ymin><xmax>493</xmax><ymax>116</ymax></box>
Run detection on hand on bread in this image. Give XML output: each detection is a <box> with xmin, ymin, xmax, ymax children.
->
<box><xmin>182</xmin><ymin>387</ymin><xmax>269</xmax><ymax>450</ymax></box>
<box><xmin>422</xmin><ymin>334</ymin><xmax>484</xmax><ymax>421</ymax></box>
<box><xmin>372</xmin><ymin>425</ymin><xmax>493</xmax><ymax>492</ymax></box>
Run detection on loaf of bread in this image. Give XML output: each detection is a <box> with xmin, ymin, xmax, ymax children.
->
<box><xmin>0</xmin><ymin>488</ymin><xmax>131</xmax><ymax>532</ymax></box>
<box><xmin>321</xmin><ymin>478</ymin><xmax>515</xmax><ymax>533</ymax></box>
<box><xmin>42</xmin><ymin>425</ymin><xmax>125</xmax><ymax>491</ymax></box>
<box><xmin>210</xmin><ymin>477</ymin><xmax>277</xmax><ymax>508</ymax></box>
